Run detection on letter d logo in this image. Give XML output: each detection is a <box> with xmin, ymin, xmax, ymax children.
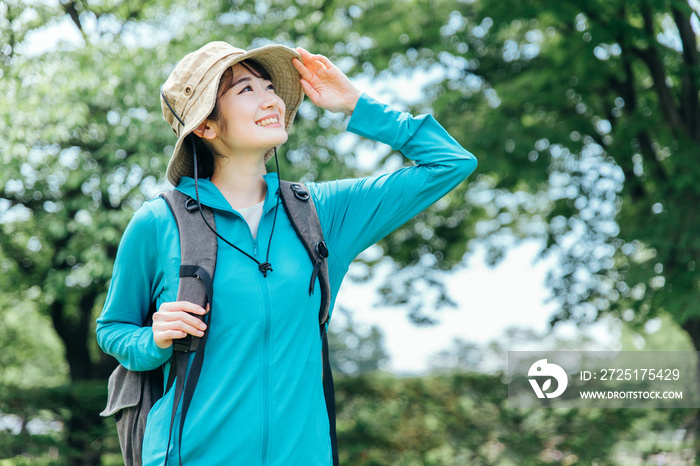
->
<box><xmin>528</xmin><ymin>359</ymin><xmax>568</xmax><ymax>398</ymax></box>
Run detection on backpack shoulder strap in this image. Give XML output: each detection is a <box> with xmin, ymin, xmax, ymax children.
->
<box><xmin>161</xmin><ymin>189</ymin><xmax>217</xmax><ymax>344</ymax></box>
<box><xmin>160</xmin><ymin>189</ymin><xmax>218</xmax><ymax>465</ymax></box>
<box><xmin>278</xmin><ymin>180</ymin><xmax>338</xmax><ymax>466</ymax></box>
<box><xmin>277</xmin><ymin>180</ymin><xmax>331</xmax><ymax>327</ymax></box>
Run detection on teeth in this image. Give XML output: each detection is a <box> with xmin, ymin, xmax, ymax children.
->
<box><xmin>256</xmin><ymin>117</ymin><xmax>279</xmax><ymax>127</ymax></box>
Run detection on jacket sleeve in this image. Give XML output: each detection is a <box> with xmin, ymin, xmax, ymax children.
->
<box><xmin>96</xmin><ymin>202</ymin><xmax>173</xmax><ymax>371</ymax></box>
<box><xmin>310</xmin><ymin>93</ymin><xmax>477</xmax><ymax>268</ymax></box>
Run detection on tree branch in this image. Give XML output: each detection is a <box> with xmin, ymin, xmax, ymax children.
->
<box><xmin>636</xmin><ymin>130</ymin><xmax>669</xmax><ymax>183</ymax></box>
<box><xmin>606</xmin><ymin>18</ymin><xmax>647</xmax><ymax>202</ymax></box>
<box><xmin>5</xmin><ymin>3</ymin><xmax>16</xmax><ymax>61</ymax></box>
<box><xmin>671</xmin><ymin>5</ymin><xmax>700</xmax><ymax>142</ymax></box>
<box><xmin>632</xmin><ymin>5</ymin><xmax>685</xmax><ymax>135</ymax></box>
<box><xmin>61</xmin><ymin>1</ymin><xmax>86</xmax><ymax>42</ymax></box>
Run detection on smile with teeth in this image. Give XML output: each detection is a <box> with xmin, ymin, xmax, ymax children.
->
<box><xmin>256</xmin><ymin>117</ymin><xmax>280</xmax><ymax>127</ymax></box>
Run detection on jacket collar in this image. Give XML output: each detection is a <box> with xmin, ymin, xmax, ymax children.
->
<box><xmin>175</xmin><ymin>173</ymin><xmax>280</xmax><ymax>215</ymax></box>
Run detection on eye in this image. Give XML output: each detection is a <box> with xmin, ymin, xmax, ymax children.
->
<box><xmin>238</xmin><ymin>85</ymin><xmax>253</xmax><ymax>94</ymax></box>
<box><xmin>267</xmin><ymin>83</ymin><xmax>275</xmax><ymax>91</ymax></box>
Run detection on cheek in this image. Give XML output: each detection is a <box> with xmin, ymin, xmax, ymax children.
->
<box><xmin>278</xmin><ymin>98</ymin><xmax>286</xmax><ymax>119</ymax></box>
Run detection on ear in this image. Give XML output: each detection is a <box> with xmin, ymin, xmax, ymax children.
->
<box><xmin>193</xmin><ymin>120</ymin><xmax>217</xmax><ymax>140</ymax></box>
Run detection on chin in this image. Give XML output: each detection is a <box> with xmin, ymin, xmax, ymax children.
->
<box><xmin>270</xmin><ymin>133</ymin><xmax>289</xmax><ymax>147</ymax></box>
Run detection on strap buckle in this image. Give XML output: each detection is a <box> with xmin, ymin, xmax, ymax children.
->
<box><xmin>185</xmin><ymin>198</ymin><xmax>200</xmax><ymax>212</ymax></box>
<box><xmin>290</xmin><ymin>183</ymin><xmax>310</xmax><ymax>201</ymax></box>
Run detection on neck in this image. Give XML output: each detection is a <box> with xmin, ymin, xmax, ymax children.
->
<box><xmin>210</xmin><ymin>154</ymin><xmax>268</xmax><ymax>210</ymax></box>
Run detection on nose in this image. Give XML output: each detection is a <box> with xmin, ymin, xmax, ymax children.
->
<box><xmin>261</xmin><ymin>95</ymin><xmax>276</xmax><ymax>109</ymax></box>
<box><xmin>260</xmin><ymin>91</ymin><xmax>282</xmax><ymax>110</ymax></box>
<box><xmin>260</xmin><ymin>90</ymin><xmax>285</xmax><ymax>118</ymax></box>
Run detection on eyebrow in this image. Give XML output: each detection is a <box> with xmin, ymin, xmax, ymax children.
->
<box><xmin>232</xmin><ymin>76</ymin><xmax>252</xmax><ymax>88</ymax></box>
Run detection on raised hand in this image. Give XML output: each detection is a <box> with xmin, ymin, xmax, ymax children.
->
<box><xmin>292</xmin><ymin>47</ymin><xmax>361</xmax><ymax>116</ymax></box>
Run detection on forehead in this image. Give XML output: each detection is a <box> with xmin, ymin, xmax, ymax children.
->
<box><xmin>229</xmin><ymin>62</ymin><xmax>271</xmax><ymax>82</ymax></box>
<box><xmin>216</xmin><ymin>61</ymin><xmax>273</xmax><ymax>99</ymax></box>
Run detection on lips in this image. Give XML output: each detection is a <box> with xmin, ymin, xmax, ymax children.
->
<box><xmin>255</xmin><ymin>114</ymin><xmax>281</xmax><ymax>127</ymax></box>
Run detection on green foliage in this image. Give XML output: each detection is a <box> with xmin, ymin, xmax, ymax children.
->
<box><xmin>0</xmin><ymin>381</ymin><xmax>116</xmax><ymax>464</ymax></box>
<box><xmin>346</xmin><ymin>0</ymin><xmax>700</xmax><ymax>335</ymax></box>
<box><xmin>4</xmin><ymin>0</ymin><xmax>697</xmax><ymax>372</ymax></box>
<box><xmin>335</xmin><ymin>373</ymin><xmax>695</xmax><ymax>465</ymax></box>
<box><xmin>328</xmin><ymin>306</ymin><xmax>391</xmax><ymax>376</ymax></box>
<box><xmin>2</xmin><ymin>0</ymin><xmax>700</xmax><ymax>462</ymax></box>
<box><xmin>0</xmin><ymin>296</ymin><xmax>68</xmax><ymax>388</ymax></box>
<box><xmin>1</xmin><ymin>373</ymin><xmax>695</xmax><ymax>465</ymax></box>
<box><xmin>618</xmin><ymin>311</ymin><xmax>695</xmax><ymax>351</ymax></box>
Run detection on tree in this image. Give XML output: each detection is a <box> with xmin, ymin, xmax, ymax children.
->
<box><xmin>349</xmin><ymin>0</ymin><xmax>700</xmax><ymax>342</ymax></box>
<box><xmin>334</xmin><ymin>371</ymin><xmax>692</xmax><ymax>464</ymax></box>
<box><xmin>328</xmin><ymin>306</ymin><xmax>390</xmax><ymax>376</ymax></box>
<box><xmin>0</xmin><ymin>0</ymin><xmax>418</xmax><ymax>461</ymax></box>
<box><xmin>345</xmin><ymin>0</ymin><xmax>700</xmax><ymax>455</ymax></box>
<box><xmin>3</xmin><ymin>0</ymin><xmax>700</xmax><ymax>461</ymax></box>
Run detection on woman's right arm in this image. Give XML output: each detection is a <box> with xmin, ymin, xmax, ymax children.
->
<box><xmin>96</xmin><ymin>202</ymin><xmax>207</xmax><ymax>371</ymax></box>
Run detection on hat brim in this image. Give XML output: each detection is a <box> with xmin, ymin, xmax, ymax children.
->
<box><xmin>165</xmin><ymin>44</ymin><xmax>304</xmax><ymax>186</ymax></box>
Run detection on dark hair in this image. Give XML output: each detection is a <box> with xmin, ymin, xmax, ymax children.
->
<box><xmin>192</xmin><ymin>60</ymin><xmax>273</xmax><ymax>178</ymax></box>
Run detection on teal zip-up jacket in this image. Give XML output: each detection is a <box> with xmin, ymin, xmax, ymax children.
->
<box><xmin>96</xmin><ymin>93</ymin><xmax>477</xmax><ymax>465</ymax></box>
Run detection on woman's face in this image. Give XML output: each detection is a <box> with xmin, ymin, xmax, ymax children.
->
<box><xmin>211</xmin><ymin>63</ymin><xmax>287</xmax><ymax>158</ymax></box>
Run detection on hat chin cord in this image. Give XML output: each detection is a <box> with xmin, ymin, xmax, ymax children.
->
<box><xmin>191</xmin><ymin>136</ymin><xmax>281</xmax><ymax>277</ymax></box>
<box><xmin>161</xmin><ymin>86</ymin><xmax>279</xmax><ymax>276</ymax></box>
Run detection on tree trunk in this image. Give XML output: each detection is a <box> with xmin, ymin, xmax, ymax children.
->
<box><xmin>680</xmin><ymin>316</ymin><xmax>700</xmax><ymax>462</ymax></box>
<box><xmin>50</xmin><ymin>292</ymin><xmax>97</xmax><ymax>381</ymax></box>
<box><xmin>49</xmin><ymin>291</ymin><xmax>109</xmax><ymax>465</ymax></box>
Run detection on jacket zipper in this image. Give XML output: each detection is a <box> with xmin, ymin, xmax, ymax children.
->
<box><xmin>253</xmin><ymin>235</ymin><xmax>272</xmax><ymax>465</ymax></box>
<box><xmin>234</xmin><ymin>205</ymin><xmax>273</xmax><ymax>464</ymax></box>
<box><xmin>260</xmin><ymin>272</ymin><xmax>272</xmax><ymax>465</ymax></box>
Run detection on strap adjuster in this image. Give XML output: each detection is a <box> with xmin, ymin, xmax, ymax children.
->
<box><xmin>173</xmin><ymin>339</ymin><xmax>191</xmax><ymax>353</ymax></box>
<box><xmin>316</xmin><ymin>241</ymin><xmax>328</xmax><ymax>259</ymax></box>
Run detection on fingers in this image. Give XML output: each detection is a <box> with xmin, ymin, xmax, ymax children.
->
<box><xmin>298</xmin><ymin>78</ymin><xmax>319</xmax><ymax>101</ymax></box>
<box><xmin>314</xmin><ymin>54</ymin><xmax>334</xmax><ymax>70</ymax></box>
<box><xmin>155</xmin><ymin>311</ymin><xmax>207</xmax><ymax>333</ymax></box>
<box><xmin>295</xmin><ymin>47</ymin><xmax>313</xmax><ymax>62</ymax></box>
<box><xmin>152</xmin><ymin>301</ymin><xmax>208</xmax><ymax>349</ymax></box>
<box><xmin>292</xmin><ymin>57</ymin><xmax>313</xmax><ymax>81</ymax></box>
<box><xmin>159</xmin><ymin>300</ymin><xmax>207</xmax><ymax>315</ymax></box>
<box><xmin>293</xmin><ymin>47</ymin><xmax>356</xmax><ymax>113</ymax></box>
<box><xmin>294</xmin><ymin>48</ymin><xmax>334</xmax><ymax>74</ymax></box>
<box><xmin>154</xmin><ymin>329</ymin><xmax>189</xmax><ymax>348</ymax></box>
<box><xmin>293</xmin><ymin>57</ymin><xmax>319</xmax><ymax>100</ymax></box>
<box><xmin>156</xmin><ymin>302</ymin><xmax>208</xmax><ymax>330</ymax></box>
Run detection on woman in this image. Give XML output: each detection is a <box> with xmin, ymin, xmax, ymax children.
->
<box><xmin>97</xmin><ymin>41</ymin><xmax>477</xmax><ymax>465</ymax></box>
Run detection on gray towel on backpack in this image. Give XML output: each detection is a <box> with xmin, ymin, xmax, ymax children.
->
<box><xmin>102</xmin><ymin>365</ymin><xmax>162</xmax><ymax>466</ymax></box>
<box><xmin>101</xmin><ymin>364</ymin><xmax>143</xmax><ymax>417</ymax></box>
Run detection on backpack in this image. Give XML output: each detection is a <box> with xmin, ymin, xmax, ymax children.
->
<box><xmin>100</xmin><ymin>181</ymin><xmax>338</xmax><ymax>466</ymax></box>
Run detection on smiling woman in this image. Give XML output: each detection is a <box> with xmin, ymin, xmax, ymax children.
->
<box><xmin>194</xmin><ymin>61</ymin><xmax>289</xmax><ymax>197</ymax></box>
<box><xmin>96</xmin><ymin>40</ymin><xmax>477</xmax><ymax>466</ymax></box>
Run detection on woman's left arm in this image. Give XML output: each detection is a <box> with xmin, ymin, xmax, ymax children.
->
<box><xmin>293</xmin><ymin>49</ymin><xmax>477</xmax><ymax>267</ymax></box>
<box><xmin>312</xmin><ymin>94</ymin><xmax>478</xmax><ymax>266</ymax></box>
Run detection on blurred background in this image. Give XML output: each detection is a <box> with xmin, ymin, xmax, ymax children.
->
<box><xmin>1</xmin><ymin>0</ymin><xmax>699</xmax><ymax>464</ymax></box>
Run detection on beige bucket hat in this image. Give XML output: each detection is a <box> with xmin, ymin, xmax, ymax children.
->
<box><xmin>160</xmin><ymin>41</ymin><xmax>305</xmax><ymax>186</ymax></box>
